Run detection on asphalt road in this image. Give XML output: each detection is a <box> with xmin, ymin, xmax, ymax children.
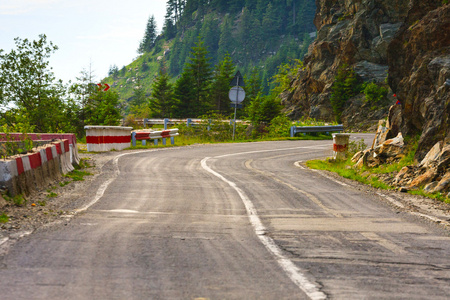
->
<box><xmin>1</xmin><ymin>135</ymin><xmax>449</xmax><ymax>299</ymax></box>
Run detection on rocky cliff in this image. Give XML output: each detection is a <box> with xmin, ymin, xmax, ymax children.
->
<box><xmin>283</xmin><ymin>0</ymin><xmax>449</xmax><ymax>160</ymax></box>
<box><xmin>387</xmin><ymin>1</ymin><xmax>450</xmax><ymax>160</ymax></box>
<box><xmin>282</xmin><ymin>0</ymin><xmax>410</xmax><ymax>129</ymax></box>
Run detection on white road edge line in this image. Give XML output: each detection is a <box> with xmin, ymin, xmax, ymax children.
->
<box><xmin>74</xmin><ymin>149</ymin><xmax>165</xmax><ymax>213</ymax></box>
<box><xmin>201</xmin><ymin>157</ymin><xmax>327</xmax><ymax>300</ymax></box>
<box><xmin>307</xmin><ymin>167</ymin><xmax>450</xmax><ymax>227</ymax></box>
<box><xmin>294</xmin><ymin>161</ymin><xmax>305</xmax><ymax>169</ymax></box>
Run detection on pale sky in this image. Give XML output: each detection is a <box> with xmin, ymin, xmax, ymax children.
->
<box><xmin>0</xmin><ymin>0</ymin><xmax>167</xmax><ymax>84</ymax></box>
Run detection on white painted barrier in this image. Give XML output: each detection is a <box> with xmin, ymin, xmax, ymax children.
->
<box><xmin>85</xmin><ymin>126</ymin><xmax>133</xmax><ymax>152</ymax></box>
<box><xmin>0</xmin><ymin>139</ymin><xmax>72</xmax><ymax>197</ymax></box>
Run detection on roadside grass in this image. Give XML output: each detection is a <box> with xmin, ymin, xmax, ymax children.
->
<box><xmin>0</xmin><ymin>213</ymin><xmax>9</xmax><ymax>223</ymax></box>
<box><xmin>64</xmin><ymin>158</ymin><xmax>93</xmax><ymax>181</ymax></box>
<box><xmin>306</xmin><ymin>140</ymin><xmax>449</xmax><ymax>204</ymax></box>
<box><xmin>2</xmin><ymin>194</ymin><xmax>26</xmax><ymax>207</ymax></box>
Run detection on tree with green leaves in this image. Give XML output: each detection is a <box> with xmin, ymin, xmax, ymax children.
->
<box><xmin>0</xmin><ymin>34</ymin><xmax>76</xmax><ymax>133</ymax></box>
<box><xmin>173</xmin><ymin>70</ymin><xmax>195</xmax><ymax>117</ymax></box>
<box><xmin>217</xmin><ymin>14</ymin><xmax>234</xmax><ymax>61</ymax></box>
<box><xmin>138</xmin><ymin>15</ymin><xmax>158</xmax><ymax>54</ymax></box>
<box><xmin>149</xmin><ymin>70</ymin><xmax>175</xmax><ymax>118</ymax></box>
<box><xmin>211</xmin><ymin>53</ymin><xmax>235</xmax><ymax>115</ymax></box>
<box><xmin>130</xmin><ymin>77</ymin><xmax>147</xmax><ymax>108</ymax></box>
<box><xmin>85</xmin><ymin>89</ymin><xmax>121</xmax><ymax>126</ymax></box>
<box><xmin>184</xmin><ymin>36</ymin><xmax>213</xmax><ymax>116</ymax></box>
<box><xmin>330</xmin><ymin>64</ymin><xmax>361</xmax><ymax>122</ymax></box>
<box><xmin>244</xmin><ymin>67</ymin><xmax>263</xmax><ymax>112</ymax></box>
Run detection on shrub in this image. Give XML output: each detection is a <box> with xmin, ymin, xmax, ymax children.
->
<box><xmin>330</xmin><ymin>64</ymin><xmax>361</xmax><ymax>122</ymax></box>
<box><xmin>268</xmin><ymin>115</ymin><xmax>292</xmax><ymax>137</ymax></box>
<box><xmin>363</xmin><ymin>82</ymin><xmax>389</xmax><ymax>109</ymax></box>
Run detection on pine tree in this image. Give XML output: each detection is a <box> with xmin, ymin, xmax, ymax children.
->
<box><xmin>184</xmin><ymin>36</ymin><xmax>213</xmax><ymax>116</ymax></box>
<box><xmin>218</xmin><ymin>14</ymin><xmax>234</xmax><ymax>61</ymax></box>
<box><xmin>149</xmin><ymin>71</ymin><xmax>175</xmax><ymax>118</ymax></box>
<box><xmin>211</xmin><ymin>53</ymin><xmax>235</xmax><ymax>115</ymax></box>
<box><xmin>137</xmin><ymin>15</ymin><xmax>157</xmax><ymax>54</ymax></box>
<box><xmin>130</xmin><ymin>77</ymin><xmax>147</xmax><ymax>107</ymax></box>
<box><xmin>173</xmin><ymin>70</ymin><xmax>195</xmax><ymax>117</ymax></box>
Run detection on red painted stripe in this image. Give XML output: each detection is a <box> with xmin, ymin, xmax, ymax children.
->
<box><xmin>161</xmin><ymin>130</ymin><xmax>171</xmax><ymax>138</ymax></box>
<box><xmin>86</xmin><ymin>135</ymin><xmax>131</xmax><ymax>144</ymax></box>
<box><xmin>55</xmin><ymin>143</ymin><xmax>62</xmax><ymax>155</ymax></box>
<box><xmin>46</xmin><ymin>147</ymin><xmax>53</xmax><ymax>161</ymax></box>
<box><xmin>16</xmin><ymin>157</ymin><xmax>24</xmax><ymax>175</ymax></box>
<box><xmin>333</xmin><ymin>144</ymin><xmax>348</xmax><ymax>152</ymax></box>
<box><xmin>29</xmin><ymin>152</ymin><xmax>42</xmax><ymax>169</ymax></box>
<box><xmin>135</xmin><ymin>132</ymin><xmax>150</xmax><ymax>140</ymax></box>
<box><xmin>63</xmin><ymin>140</ymin><xmax>70</xmax><ymax>152</ymax></box>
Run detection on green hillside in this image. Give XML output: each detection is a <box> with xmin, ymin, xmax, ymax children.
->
<box><xmin>104</xmin><ymin>0</ymin><xmax>317</xmax><ymax>115</ymax></box>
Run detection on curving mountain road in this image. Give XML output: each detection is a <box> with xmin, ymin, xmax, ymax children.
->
<box><xmin>0</xmin><ymin>135</ymin><xmax>449</xmax><ymax>299</ymax></box>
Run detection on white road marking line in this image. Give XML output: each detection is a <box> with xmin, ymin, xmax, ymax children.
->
<box><xmin>74</xmin><ymin>149</ymin><xmax>166</xmax><ymax>213</ymax></box>
<box><xmin>294</xmin><ymin>161</ymin><xmax>305</xmax><ymax>169</ymax></box>
<box><xmin>309</xmin><ymin>168</ymin><xmax>450</xmax><ymax>227</ymax></box>
<box><xmin>375</xmin><ymin>192</ymin><xmax>405</xmax><ymax>209</ymax></box>
<box><xmin>201</xmin><ymin>157</ymin><xmax>326</xmax><ymax>300</ymax></box>
<box><xmin>215</xmin><ymin>144</ymin><xmax>331</xmax><ymax>158</ymax></box>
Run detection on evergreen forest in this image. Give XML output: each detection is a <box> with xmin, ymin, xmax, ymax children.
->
<box><xmin>105</xmin><ymin>0</ymin><xmax>317</xmax><ymax>120</ymax></box>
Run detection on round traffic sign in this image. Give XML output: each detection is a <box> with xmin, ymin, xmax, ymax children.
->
<box><xmin>229</xmin><ymin>86</ymin><xmax>245</xmax><ymax>103</ymax></box>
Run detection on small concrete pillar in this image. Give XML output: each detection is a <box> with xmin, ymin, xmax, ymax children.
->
<box><xmin>332</xmin><ymin>133</ymin><xmax>351</xmax><ymax>160</ymax></box>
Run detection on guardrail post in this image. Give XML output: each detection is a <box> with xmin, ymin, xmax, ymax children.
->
<box><xmin>143</xmin><ymin>118</ymin><xmax>148</xmax><ymax>128</ymax></box>
<box><xmin>162</xmin><ymin>138</ymin><xmax>166</xmax><ymax>145</ymax></box>
<box><xmin>154</xmin><ymin>139</ymin><xmax>158</xmax><ymax>146</ymax></box>
<box><xmin>208</xmin><ymin>119</ymin><xmax>211</xmax><ymax>131</ymax></box>
<box><xmin>187</xmin><ymin>118</ymin><xmax>192</xmax><ymax>127</ymax></box>
<box><xmin>164</xmin><ymin>118</ymin><xmax>169</xmax><ymax>130</ymax></box>
<box><xmin>171</xmin><ymin>137</ymin><xmax>175</xmax><ymax>145</ymax></box>
<box><xmin>131</xmin><ymin>132</ymin><xmax>137</xmax><ymax>147</ymax></box>
<box><xmin>290</xmin><ymin>126</ymin><xmax>295</xmax><ymax>138</ymax></box>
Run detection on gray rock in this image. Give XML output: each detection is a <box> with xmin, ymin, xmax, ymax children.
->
<box><xmin>354</xmin><ymin>61</ymin><xmax>389</xmax><ymax>83</ymax></box>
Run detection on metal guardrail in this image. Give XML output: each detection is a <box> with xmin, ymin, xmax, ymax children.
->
<box><xmin>142</xmin><ymin>118</ymin><xmax>248</xmax><ymax>128</ymax></box>
<box><xmin>290</xmin><ymin>125</ymin><xmax>344</xmax><ymax>137</ymax></box>
<box><xmin>131</xmin><ymin>129</ymin><xmax>179</xmax><ymax>146</ymax></box>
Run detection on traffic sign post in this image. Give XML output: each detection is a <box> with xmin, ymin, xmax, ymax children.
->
<box><xmin>229</xmin><ymin>71</ymin><xmax>245</xmax><ymax>141</ymax></box>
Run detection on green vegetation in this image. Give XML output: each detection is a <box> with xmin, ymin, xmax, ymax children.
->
<box><xmin>2</xmin><ymin>194</ymin><xmax>26</xmax><ymax>207</ymax></box>
<box><xmin>363</xmin><ymin>82</ymin><xmax>389</xmax><ymax>110</ymax></box>
<box><xmin>105</xmin><ymin>0</ymin><xmax>316</xmax><ymax>112</ymax></box>
<box><xmin>330</xmin><ymin>64</ymin><xmax>360</xmax><ymax>122</ymax></box>
<box><xmin>307</xmin><ymin>136</ymin><xmax>449</xmax><ymax>203</ymax></box>
<box><xmin>0</xmin><ymin>213</ymin><xmax>9</xmax><ymax>223</ymax></box>
<box><xmin>64</xmin><ymin>169</ymin><xmax>93</xmax><ymax>181</ymax></box>
<box><xmin>0</xmin><ymin>35</ymin><xmax>122</xmax><ymax>138</ymax></box>
<box><xmin>46</xmin><ymin>192</ymin><xmax>58</xmax><ymax>198</ymax></box>
<box><xmin>64</xmin><ymin>158</ymin><xmax>93</xmax><ymax>181</ymax></box>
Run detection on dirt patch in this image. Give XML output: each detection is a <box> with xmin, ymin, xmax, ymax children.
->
<box><xmin>0</xmin><ymin>150</ymin><xmax>118</xmax><ymax>242</ymax></box>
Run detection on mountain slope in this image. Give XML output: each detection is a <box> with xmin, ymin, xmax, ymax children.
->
<box><xmin>104</xmin><ymin>0</ymin><xmax>317</xmax><ymax>108</ymax></box>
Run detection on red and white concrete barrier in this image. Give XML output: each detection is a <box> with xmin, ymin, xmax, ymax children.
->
<box><xmin>0</xmin><ymin>133</ymin><xmax>80</xmax><ymax>165</ymax></box>
<box><xmin>85</xmin><ymin>126</ymin><xmax>133</xmax><ymax>152</ymax></box>
<box><xmin>0</xmin><ymin>139</ymin><xmax>73</xmax><ymax>197</ymax></box>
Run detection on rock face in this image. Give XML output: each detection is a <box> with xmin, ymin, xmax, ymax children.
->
<box><xmin>282</xmin><ymin>0</ymin><xmax>410</xmax><ymax>129</ymax></box>
<box><xmin>387</xmin><ymin>2</ymin><xmax>450</xmax><ymax>161</ymax></box>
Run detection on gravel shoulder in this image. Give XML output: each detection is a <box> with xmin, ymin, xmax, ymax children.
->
<box><xmin>1</xmin><ymin>145</ymin><xmax>449</xmax><ymax>252</ymax></box>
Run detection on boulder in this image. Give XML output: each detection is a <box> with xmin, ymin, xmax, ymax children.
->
<box><xmin>374</xmin><ymin>132</ymin><xmax>404</xmax><ymax>158</ymax></box>
<box><xmin>419</xmin><ymin>141</ymin><xmax>443</xmax><ymax>168</ymax></box>
<box><xmin>431</xmin><ymin>171</ymin><xmax>450</xmax><ymax>193</ymax></box>
<box><xmin>408</xmin><ymin>168</ymin><xmax>437</xmax><ymax>189</ymax></box>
